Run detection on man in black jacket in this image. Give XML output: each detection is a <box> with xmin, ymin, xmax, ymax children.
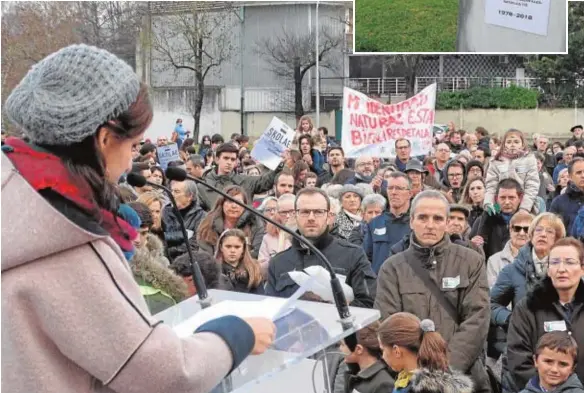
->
<box><xmin>265</xmin><ymin>188</ymin><xmax>377</xmax><ymax>308</ymax></box>
<box><xmin>162</xmin><ymin>179</ymin><xmax>206</xmax><ymax>260</ymax></box>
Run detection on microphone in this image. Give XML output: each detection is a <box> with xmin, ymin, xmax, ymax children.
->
<box><xmin>164</xmin><ymin>167</ymin><xmax>355</xmax><ymax>329</ymax></box>
<box><xmin>126</xmin><ymin>172</ymin><xmax>211</xmax><ymax>308</ymax></box>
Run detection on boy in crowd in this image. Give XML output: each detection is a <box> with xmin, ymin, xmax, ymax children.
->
<box><xmin>520</xmin><ymin>332</ymin><xmax>584</xmax><ymax>393</ymax></box>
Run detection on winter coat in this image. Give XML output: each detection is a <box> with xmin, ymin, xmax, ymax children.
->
<box><xmin>486</xmin><ymin>240</ymin><xmax>515</xmax><ymax>289</ymax></box>
<box><xmin>520</xmin><ymin>374</ymin><xmax>584</xmax><ymax>393</ymax></box>
<box><xmin>131</xmin><ymin>234</ymin><xmax>189</xmax><ymax>315</ymax></box>
<box><xmin>470</xmin><ymin>211</ymin><xmax>511</xmax><ymax>260</ymax></box>
<box><xmin>162</xmin><ymin>201</ymin><xmax>207</xmax><ymax>261</ymax></box>
<box><xmin>363</xmin><ymin>211</ymin><xmax>411</xmax><ymax>274</ymax></box>
<box><xmin>258</xmin><ymin>232</ymin><xmax>292</xmax><ymax>274</ymax></box>
<box><xmin>402</xmin><ymin>369</ymin><xmax>474</xmax><ymax>393</ymax></box>
<box><xmin>221</xmin><ymin>262</ymin><xmax>265</xmax><ymax>295</ymax></box>
<box><xmin>550</xmin><ymin>182</ymin><xmax>584</xmax><ymax>234</ymax></box>
<box><xmin>197</xmin><ymin>166</ymin><xmax>281</xmax><ymax>211</ymax></box>
<box><xmin>1</xmin><ymin>152</ymin><xmax>255</xmax><ymax>393</ymax></box>
<box><xmin>197</xmin><ymin>210</ymin><xmax>265</xmax><ymax>259</ymax></box>
<box><xmin>538</xmin><ymin>170</ymin><xmax>554</xmax><ymax>206</ymax></box>
<box><xmin>490</xmin><ymin>243</ymin><xmax>542</xmax><ymax>328</ymax></box>
<box><xmin>485</xmin><ymin>153</ymin><xmax>540</xmax><ymax>212</ymax></box>
<box><xmin>348</xmin><ymin>222</ymin><xmax>366</xmax><ymax>247</ymax></box>
<box><xmin>308</xmin><ymin>149</ymin><xmax>325</xmax><ymax>175</ymax></box>
<box><xmin>468</xmin><ymin>205</ymin><xmax>484</xmax><ymax>229</ymax></box>
<box><xmin>504</xmin><ymin>278</ymin><xmax>584</xmax><ymax>393</ymax></box>
<box><xmin>343</xmin><ymin>360</ymin><xmax>395</xmax><ymax>393</ymax></box>
<box><xmin>265</xmin><ymin>233</ymin><xmax>377</xmax><ymax>308</ymax></box>
<box><xmin>374</xmin><ymin>235</ymin><xmax>491</xmax><ymax>393</ymax></box>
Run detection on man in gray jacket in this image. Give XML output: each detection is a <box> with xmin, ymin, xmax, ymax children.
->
<box><xmin>198</xmin><ymin>143</ymin><xmax>284</xmax><ymax>211</ymax></box>
<box><xmin>374</xmin><ymin>190</ymin><xmax>491</xmax><ymax>393</ymax></box>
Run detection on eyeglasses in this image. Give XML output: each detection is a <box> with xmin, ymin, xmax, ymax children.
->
<box><xmin>387</xmin><ymin>186</ymin><xmax>409</xmax><ymax>191</ymax></box>
<box><xmin>548</xmin><ymin>258</ymin><xmax>581</xmax><ymax>268</ymax></box>
<box><xmin>296</xmin><ymin>209</ymin><xmax>328</xmax><ymax>218</ymax></box>
<box><xmin>534</xmin><ymin>226</ymin><xmax>556</xmax><ymax>236</ymax></box>
<box><xmin>278</xmin><ymin>209</ymin><xmax>295</xmax><ymax>217</ymax></box>
<box><xmin>448</xmin><ymin>173</ymin><xmax>463</xmax><ymax>178</ymax></box>
<box><xmin>512</xmin><ymin>225</ymin><xmax>529</xmax><ymax>233</ymax></box>
<box><xmin>264</xmin><ymin>208</ymin><xmax>276</xmax><ymax>214</ymax></box>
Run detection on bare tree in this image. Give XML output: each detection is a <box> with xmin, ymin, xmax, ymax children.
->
<box><xmin>385</xmin><ymin>55</ymin><xmax>422</xmax><ymax>98</ymax></box>
<box><xmin>255</xmin><ymin>27</ymin><xmax>342</xmax><ymax>119</ymax></box>
<box><xmin>149</xmin><ymin>3</ymin><xmax>239</xmax><ymax>142</ymax></box>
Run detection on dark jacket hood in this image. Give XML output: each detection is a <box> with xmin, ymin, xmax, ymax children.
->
<box><xmin>441</xmin><ymin>159</ymin><xmax>467</xmax><ymax>189</ymax></box>
<box><xmin>410</xmin><ymin>369</ymin><xmax>473</xmax><ymax>393</ymax></box>
<box><xmin>526</xmin><ymin>276</ymin><xmax>584</xmax><ymax>311</ymax></box>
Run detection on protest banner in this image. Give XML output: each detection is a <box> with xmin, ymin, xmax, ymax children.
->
<box><xmin>251</xmin><ymin>117</ymin><xmax>295</xmax><ymax>170</ymax></box>
<box><xmin>341</xmin><ymin>84</ymin><xmax>436</xmax><ymax>158</ymax></box>
<box><xmin>156</xmin><ymin>143</ymin><xmax>180</xmax><ymax>171</ymax></box>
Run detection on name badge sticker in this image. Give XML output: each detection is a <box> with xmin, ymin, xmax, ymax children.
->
<box><xmin>373</xmin><ymin>227</ymin><xmax>386</xmax><ymax>236</ymax></box>
<box><xmin>442</xmin><ymin>276</ymin><xmax>460</xmax><ymax>289</ymax></box>
<box><xmin>544</xmin><ymin>320</ymin><xmax>567</xmax><ymax>332</ymax></box>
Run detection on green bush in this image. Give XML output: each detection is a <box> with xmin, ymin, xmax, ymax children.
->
<box><xmin>436</xmin><ymin>86</ymin><xmax>539</xmax><ymax>110</ymax></box>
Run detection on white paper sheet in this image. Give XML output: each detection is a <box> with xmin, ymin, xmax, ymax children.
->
<box><xmin>288</xmin><ymin>265</ymin><xmax>355</xmax><ymax>304</ymax></box>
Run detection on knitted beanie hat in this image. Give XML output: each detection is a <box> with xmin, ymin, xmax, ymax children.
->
<box><xmin>5</xmin><ymin>44</ymin><xmax>141</xmax><ymax>146</ymax></box>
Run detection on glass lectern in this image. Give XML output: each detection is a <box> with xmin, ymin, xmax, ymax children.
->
<box><xmin>155</xmin><ymin>289</ymin><xmax>380</xmax><ymax>393</ymax></box>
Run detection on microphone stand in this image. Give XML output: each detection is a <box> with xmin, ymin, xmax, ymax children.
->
<box><xmin>166</xmin><ymin>168</ymin><xmax>355</xmax><ymax>329</ymax></box>
<box><xmin>143</xmin><ymin>180</ymin><xmax>212</xmax><ymax>309</ymax></box>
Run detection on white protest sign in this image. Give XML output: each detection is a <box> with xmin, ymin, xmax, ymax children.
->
<box><xmin>485</xmin><ymin>0</ymin><xmax>551</xmax><ymax>36</ymax></box>
<box><xmin>341</xmin><ymin>84</ymin><xmax>436</xmax><ymax>158</ymax></box>
<box><xmin>251</xmin><ymin>117</ymin><xmax>295</xmax><ymax>170</ymax></box>
<box><xmin>156</xmin><ymin>143</ymin><xmax>180</xmax><ymax>170</ymax></box>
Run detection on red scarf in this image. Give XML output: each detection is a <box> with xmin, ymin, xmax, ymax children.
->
<box><xmin>4</xmin><ymin>137</ymin><xmax>136</xmax><ymax>252</ymax></box>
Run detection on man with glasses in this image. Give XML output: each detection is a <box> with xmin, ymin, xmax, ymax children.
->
<box><xmin>265</xmin><ymin>188</ymin><xmax>376</xmax><ymax>308</ymax></box>
<box><xmin>162</xmin><ymin>179</ymin><xmax>207</xmax><ymax>260</ymax></box>
<box><xmin>553</xmin><ymin>146</ymin><xmax>576</xmax><ymax>184</ymax></box>
<box><xmin>363</xmin><ymin>172</ymin><xmax>412</xmax><ymax>274</ymax></box>
<box><xmin>551</xmin><ymin>157</ymin><xmax>584</xmax><ymax>233</ymax></box>
<box><xmin>441</xmin><ymin>159</ymin><xmax>467</xmax><ymax>202</ymax></box>
<box><xmin>347</xmin><ymin>156</ymin><xmax>375</xmax><ymax>185</ymax></box>
<box><xmin>393</xmin><ymin>138</ymin><xmax>412</xmax><ymax>172</ymax></box>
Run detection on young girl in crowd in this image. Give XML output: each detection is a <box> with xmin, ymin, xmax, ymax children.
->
<box><xmin>339</xmin><ymin>321</ymin><xmax>395</xmax><ymax>393</ymax></box>
<box><xmin>215</xmin><ymin>229</ymin><xmax>264</xmax><ymax>294</ymax></box>
<box><xmin>484</xmin><ymin>129</ymin><xmax>540</xmax><ymax>214</ymax></box>
<box><xmin>378</xmin><ymin>312</ymin><xmax>473</xmax><ymax>393</ymax></box>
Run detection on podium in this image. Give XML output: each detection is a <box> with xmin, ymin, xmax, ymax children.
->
<box><xmin>155</xmin><ymin>289</ymin><xmax>380</xmax><ymax>393</ymax></box>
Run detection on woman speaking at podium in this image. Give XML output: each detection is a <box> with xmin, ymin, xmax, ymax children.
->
<box><xmin>1</xmin><ymin>44</ymin><xmax>275</xmax><ymax>393</ymax></box>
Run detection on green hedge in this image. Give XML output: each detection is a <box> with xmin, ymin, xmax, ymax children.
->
<box><xmin>436</xmin><ymin>86</ymin><xmax>539</xmax><ymax>110</ymax></box>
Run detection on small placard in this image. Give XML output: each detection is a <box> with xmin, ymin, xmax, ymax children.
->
<box><xmin>485</xmin><ymin>0</ymin><xmax>551</xmax><ymax>36</ymax></box>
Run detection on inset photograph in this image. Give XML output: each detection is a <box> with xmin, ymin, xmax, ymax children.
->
<box><xmin>354</xmin><ymin>0</ymin><xmax>567</xmax><ymax>53</ymax></box>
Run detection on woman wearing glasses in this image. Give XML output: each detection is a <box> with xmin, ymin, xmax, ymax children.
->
<box><xmin>490</xmin><ymin>213</ymin><xmax>566</xmax><ymax>334</ymax></box>
<box><xmin>504</xmin><ymin>237</ymin><xmax>584</xmax><ymax>393</ymax></box>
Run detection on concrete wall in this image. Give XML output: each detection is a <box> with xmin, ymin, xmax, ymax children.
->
<box><xmin>222</xmin><ymin>111</ymin><xmax>336</xmax><ymax>138</ymax></box>
<box><xmin>457</xmin><ymin>0</ymin><xmax>566</xmax><ymax>52</ymax></box>
<box><xmin>435</xmin><ymin>108</ymin><xmax>583</xmax><ymax>139</ymax></box>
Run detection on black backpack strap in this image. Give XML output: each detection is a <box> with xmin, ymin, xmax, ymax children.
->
<box><xmin>408</xmin><ymin>257</ymin><xmax>459</xmax><ymax>325</ymax></box>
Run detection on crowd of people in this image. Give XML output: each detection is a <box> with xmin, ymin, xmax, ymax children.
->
<box><xmin>3</xmin><ymin>44</ymin><xmax>584</xmax><ymax>393</ymax></box>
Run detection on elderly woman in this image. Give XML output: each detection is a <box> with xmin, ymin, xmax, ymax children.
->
<box><xmin>348</xmin><ymin>194</ymin><xmax>386</xmax><ymax>247</ymax></box>
<box><xmin>490</xmin><ymin>213</ymin><xmax>566</xmax><ymax>333</ymax></box>
<box><xmin>335</xmin><ymin>184</ymin><xmax>364</xmax><ymax>240</ymax></box>
<box><xmin>197</xmin><ymin>185</ymin><xmax>264</xmax><ymax>259</ymax></box>
<box><xmin>257</xmin><ymin>194</ymin><xmax>295</xmax><ymax>273</ymax></box>
<box><xmin>504</xmin><ymin>237</ymin><xmax>584</xmax><ymax>392</ymax></box>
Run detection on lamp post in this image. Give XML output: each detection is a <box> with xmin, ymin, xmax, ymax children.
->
<box><xmin>315</xmin><ymin>0</ymin><xmax>320</xmax><ymax>129</ymax></box>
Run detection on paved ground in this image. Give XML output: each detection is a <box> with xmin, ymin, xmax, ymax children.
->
<box><xmin>354</xmin><ymin>0</ymin><xmax>459</xmax><ymax>52</ymax></box>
